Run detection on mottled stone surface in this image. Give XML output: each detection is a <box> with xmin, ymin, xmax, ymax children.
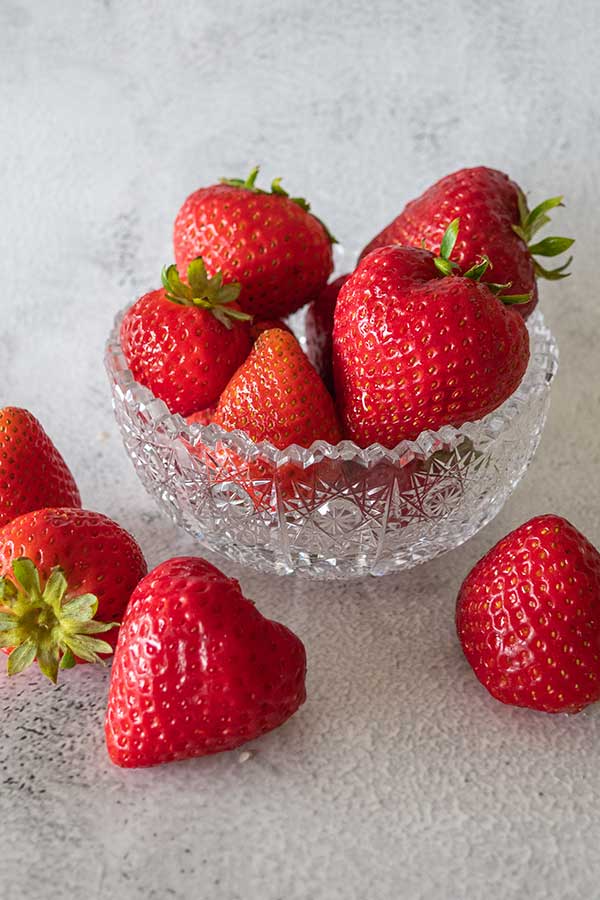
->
<box><xmin>1</xmin><ymin>1</ymin><xmax>599</xmax><ymax>897</ymax></box>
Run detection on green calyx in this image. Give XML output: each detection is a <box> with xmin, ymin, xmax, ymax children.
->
<box><xmin>512</xmin><ymin>192</ymin><xmax>574</xmax><ymax>280</ymax></box>
<box><xmin>219</xmin><ymin>165</ymin><xmax>338</xmax><ymax>244</ymax></box>
<box><xmin>161</xmin><ymin>258</ymin><xmax>251</xmax><ymax>330</ymax></box>
<box><xmin>0</xmin><ymin>558</ymin><xmax>118</xmax><ymax>683</ymax></box>
<box><xmin>434</xmin><ymin>218</ymin><xmax>531</xmax><ymax>306</ymax></box>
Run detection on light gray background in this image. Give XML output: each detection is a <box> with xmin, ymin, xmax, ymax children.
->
<box><xmin>1</xmin><ymin>1</ymin><xmax>599</xmax><ymax>898</ymax></box>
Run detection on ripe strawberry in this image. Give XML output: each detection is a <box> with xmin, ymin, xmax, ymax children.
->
<box><xmin>121</xmin><ymin>258</ymin><xmax>252</xmax><ymax>417</ymax></box>
<box><xmin>214</xmin><ymin>328</ymin><xmax>341</xmax><ymax>448</ymax></box>
<box><xmin>333</xmin><ymin>222</ymin><xmax>530</xmax><ymax>448</ymax></box>
<box><xmin>0</xmin><ymin>407</ymin><xmax>81</xmax><ymax>528</ymax></box>
<box><xmin>361</xmin><ymin>166</ymin><xmax>573</xmax><ymax>319</ymax></box>
<box><xmin>305</xmin><ymin>274</ymin><xmax>350</xmax><ymax>392</ymax></box>
<box><xmin>173</xmin><ymin>167</ymin><xmax>334</xmax><ymax>318</ymax></box>
<box><xmin>105</xmin><ymin>556</ymin><xmax>307</xmax><ymax>767</ymax></box>
<box><xmin>0</xmin><ymin>508</ymin><xmax>147</xmax><ymax>682</ymax></box>
<box><xmin>456</xmin><ymin>515</ymin><xmax>600</xmax><ymax>714</ymax></box>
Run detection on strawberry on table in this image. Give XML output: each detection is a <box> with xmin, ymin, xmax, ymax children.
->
<box><xmin>333</xmin><ymin>220</ymin><xmax>530</xmax><ymax>448</ymax></box>
<box><xmin>105</xmin><ymin>556</ymin><xmax>307</xmax><ymax>767</ymax></box>
<box><xmin>456</xmin><ymin>515</ymin><xmax>600</xmax><ymax>714</ymax></box>
<box><xmin>121</xmin><ymin>258</ymin><xmax>252</xmax><ymax>417</ymax></box>
<box><xmin>305</xmin><ymin>274</ymin><xmax>350</xmax><ymax>392</ymax></box>
<box><xmin>361</xmin><ymin>166</ymin><xmax>573</xmax><ymax>319</ymax></box>
<box><xmin>173</xmin><ymin>167</ymin><xmax>335</xmax><ymax>318</ymax></box>
<box><xmin>0</xmin><ymin>508</ymin><xmax>147</xmax><ymax>682</ymax></box>
<box><xmin>0</xmin><ymin>407</ymin><xmax>81</xmax><ymax>528</ymax></box>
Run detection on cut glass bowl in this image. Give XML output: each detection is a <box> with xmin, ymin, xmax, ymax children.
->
<box><xmin>105</xmin><ymin>287</ymin><xmax>558</xmax><ymax>579</ymax></box>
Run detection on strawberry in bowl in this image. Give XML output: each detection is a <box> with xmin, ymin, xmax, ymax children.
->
<box><xmin>107</xmin><ymin>166</ymin><xmax>561</xmax><ymax>578</ymax></box>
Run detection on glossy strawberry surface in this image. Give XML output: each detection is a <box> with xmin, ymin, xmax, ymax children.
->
<box><xmin>333</xmin><ymin>245</ymin><xmax>530</xmax><ymax>448</ymax></box>
<box><xmin>173</xmin><ymin>183</ymin><xmax>333</xmax><ymax>318</ymax></box>
<box><xmin>214</xmin><ymin>328</ymin><xmax>341</xmax><ymax>448</ymax></box>
<box><xmin>0</xmin><ymin>507</ymin><xmax>147</xmax><ymax>654</ymax></box>
<box><xmin>0</xmin><ymin>407</ymin><xmax>81</xmax><ymax>527</ymax></box>
<box><xmin>361</xmin><ymin>167</ymin><xmax>539</xmax><ymax>318</ymax></box>
<box><xmin>105</xmin><ymin>556</ymin><xmax>307</xmax><ymax>767</ymax></box>
<box><xmin>305</xmin><ymin>274</ymin><xmax>350</xmax><ymax>392</ymax></box>
<box><xmin>120</xmin><ymin>288</ymin><xmax>252</xmax><ymax>417</ymax></box>
<box><xmin>457</xmin><ymin>515</ymin><xmax>600</xmax><ymax>713</ymax></box>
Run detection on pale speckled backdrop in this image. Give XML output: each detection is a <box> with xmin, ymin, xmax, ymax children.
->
<box><xmin>1</xmin><ymin>1</ymin><xmax>599</xmax><ymax>898</ymax></box>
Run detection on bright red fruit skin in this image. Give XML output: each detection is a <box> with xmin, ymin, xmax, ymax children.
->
<box><xmin>0</xmin><ymin>508</ymin><xmax>147</xmax><ymax>654</ymax></box>
<box><xmin>120</xmin><ymin>288</ymin><xmax>252</xmax><ymax>417</ymax></box>
<box><xmin>0</xmin><ymin>407</ymin><xmax>81</xmax><ymax>527</ymax></box>
<box><xmin>332</xmin><ymin>245</ymin><xmax>530</xmax><ymax>449</ymax></box>
<box><xmin>173</xmin><ymin>184</ymin><xmax>333</xmax><ymax>318</ymax></box>
<box><xmin>305</xmin><ymin>274</ymin><xmax>350</xmax><ymax>392</ymax></box>
<box><xmin>457</xmin><ymin>515</ymin><xmax>600</xmax><ymax>714</ymax></box>
<box><xmin>105</xmin><ymin>556</ymin><xmax>307</xmax><ymax>767</ymax></box>
<box><xmin>361</xmin><ymin>167</ymin><xmax>538</xmax><ymax>318</ymax></box>
<box><xmin>214</xmin><ymin>328</ymin><xmax>341</xmax><ymax>449</ymax></box>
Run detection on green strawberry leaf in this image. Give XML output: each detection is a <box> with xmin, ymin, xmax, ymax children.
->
<box><xmin>7</xmin><ymin>639</ymin><xmax>38</xmax><ymax>676</ymax></box>
<box><xmin>464</xmin><ymin>256</ymin><xmax>491</xmax><ymax>282</ymax></box>
<box><xmin>528</xmin><ymin>236</ymin><xmax>575</xmax><ymax>257</ymax></box>
<box><xmin>534</xmin><ymin>257</ymin><xmax>573</xmax><ymax>280</ymax></box>
<box><xmin>439</xmin><ymin>218</ymin><xmax>460</xmax><ymax>261</ymax></box>
<box><xmin>12</xmin><ymin>558</ymin><xmax>41</xmax><ymax>601</ymax></box>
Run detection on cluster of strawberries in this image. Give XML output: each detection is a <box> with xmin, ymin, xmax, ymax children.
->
<box><xmin>2</xmin><ymin>164</ymin><xmax>598</xmax><ymax>771</ymax></box>
<box><xmin>121</xmin><ymin>165</ymin><xmax>572</xmax><ymax>454</ymax></box>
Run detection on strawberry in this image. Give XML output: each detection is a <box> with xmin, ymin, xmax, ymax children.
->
<box><xmin>333</xmin><ymin>221</ymin><xmax>530</xmax><ymax>448</ymax></box>
<box><xmin>213</xmin><ymin>328</ymin><xmax>341</xmax><ymax>448</ymax></box>
<box><xmin>0</xmin><ymin>407</ymin><xmax>81</xmax><ymax>528</ymax></box>
<box><xmin>173</xmin><ymin>167</ymin><xmax>334</xmax><ymax>318</ymax></box>
<box><xmin>305</xmin><ymin>274</ymin><xmax>350</xmax><ymax>392</ymax></box>
<box><xmin>456</xmin><ymin>515</ymin><xmax>600</xmax><ymax>714</ymax></box>
<box><xmin>121</xmin><ymin>258</ymin><xmax>252</xmax><ymax>417</ymax></box>
<box><xmin>361</xmin><ymin>166</ymin><xmax>573</xmax><ymax>319</ymax></box>
<box><xmin>0</xmin><ymin>507</ymin><xmax>147</xmax><ymax>682</ymax></box>
<box><xmin>105</xmin><ymin>556</ymin><xmax>306</xmax><ymax>767</ymax></box>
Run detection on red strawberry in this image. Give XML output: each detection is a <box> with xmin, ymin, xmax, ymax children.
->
<box><xmin>361</xmin><ymin>166</ymin><xmax>574</xmax><ymax>319</ymax></box>
<box><xmin>333</xmin><ymin>224</ymin><xmax>530</xmax><ymax>448</ymax></box>
<box><xmin>173</xmin><ymin>167</ymin><xmax>334</xmax><ymax>318</ymax></box>
<box><xmin>0</xmin><ymin>407</ymin><xmax>81</xmax><ymax>528</ymax></box>
<box><xmin>121</xmin><ymin>258</ymin><xmax>252</xmax><ymax>417</ymax></box>
<box><xmin>105</xmin><ymin>556</ymin><xmax>306</xmax><ymax>767</ymax></box>
<box><xmin>249</xmin><ymin>317</ymin><xmax>292</xmax><ymax>342</ymax></box>
<box><xmin>456</xmin><ymin>515</ymin><xmax>600</xmax><ymax>714</ymax></box>
<box><xmin>0</xmin><ymin>507</ymin><xmax>147</xmax><ymax>682</ymax></box>
<box><xmin>214</xmin><ymin>328</ymin><xmax>341</xmax><ymax>448</ymax></box>
<box><xmin>305</xmin><ymin>274</ymin><xmax>350</xmax><ymax>392</ymax></box>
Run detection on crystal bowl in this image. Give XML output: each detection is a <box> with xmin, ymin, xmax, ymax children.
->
<box><xmin>105</xmin><ymin>294</ymin><xmax>558</xmax><ymax>579</ymax></box>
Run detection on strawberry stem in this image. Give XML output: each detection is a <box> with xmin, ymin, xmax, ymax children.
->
<box><xmin>437</xmin><ymin>220</ymin><xmax>532</xmax><ymax>306</ymax></box>
<box><xmin>0</xmin><ymin>558</ymin><xmax>118</xmax><ymax>682</ymax></box>
<box><xmin>219</xmin><ymin>166</ymin><xmax>338</xmax><ymax>244</ymax></box>
<box><xmin>161</xmin><ymin>258</ymin><xmax>251</xmax><ymax>330</ymax></box>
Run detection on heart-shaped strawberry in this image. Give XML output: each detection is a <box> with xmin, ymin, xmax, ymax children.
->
<box><xmin>105</xmin><ymin>556</ymin><xmax>307</xmax><ymax>767</ymax></box>
<box><xmin>333</xmin><ymin>224</ymin><xmax>530</xmax><ymax>448</ymax></box>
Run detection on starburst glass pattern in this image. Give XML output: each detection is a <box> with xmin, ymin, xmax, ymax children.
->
<box><xmin>106</xmin><ymin>309</ymin><xmax>558</xmax><ymax>579</ymax></box>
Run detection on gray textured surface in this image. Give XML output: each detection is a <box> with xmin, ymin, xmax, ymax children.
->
<box><xmin>1</xmin><ymin>1</ymin><xmax>599</xmax><ymax>898</ymax></box>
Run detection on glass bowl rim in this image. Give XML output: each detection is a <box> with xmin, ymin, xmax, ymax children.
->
<box><xmin>105</xmin><ymin>305</ymin><xmax>558</xmax><ymax>470</ymax></box>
